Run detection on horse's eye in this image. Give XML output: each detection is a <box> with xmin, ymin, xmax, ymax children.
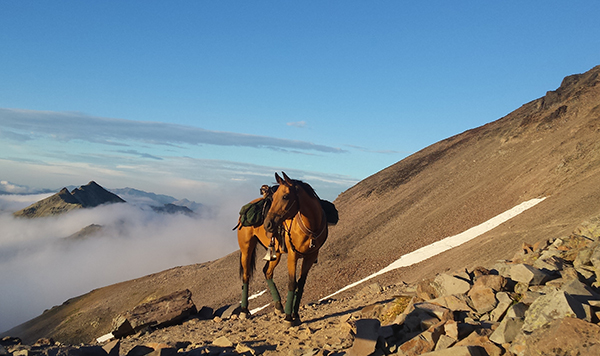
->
<box><xmin>283</xmin><ymin>194</ymin><xmax>289</xmax><ymax>200</ymax></box>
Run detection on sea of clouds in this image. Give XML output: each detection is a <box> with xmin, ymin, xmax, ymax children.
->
<box><xmin>0</xmin><ymin>193</ymin><xmax>241</xmax><ymax>333</ymax></box>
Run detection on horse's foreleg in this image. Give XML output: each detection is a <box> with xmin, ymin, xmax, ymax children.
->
<box><xmin>262</xmin><ymin>253</ymin><xmax>283</xmax><ymax>313</ymax></box>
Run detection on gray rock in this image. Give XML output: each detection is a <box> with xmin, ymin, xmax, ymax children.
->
<box><xmin>346</xmin><ymin>319</ymin><xmax>380</xmax><ymax>356</ymax></box>
<box><xmin>212</xmin><ymin>336</ymin><xmax>233</xmax><ymax>348</ymax></box>
<box><xmin>431</xmin><ymin>274</ymin><xmax>471</xmax><ymax>297</ymax></box>
<box><xmin>220</xmin><ymin>304</ymin><xmax>241</xmax><ymax>319</ymax></box>
<box><xmin>510</xmin><ymin>264</ymin><xmax>550</xmax><ymax>286</ymax></box>
<box><xmin>489</xmin><ymin>292</ymin><xmax>512</xmax><ymax>322</ymax></box>
<box><xmin>560</xmin><ymin>278</ymin><xmax>600</xmax><ymax>304</ymax></box>
<box><xmin>124</xmin><ymin>289</ymin><xmax>197</xmax><ymax>331</ymax></box>
<box><xmin>522</xmin><ymin>290</ymin><xmax>588</xmax><ymax>332</ymax></box>
<box><xmin>489</xmin><ymin>317</ymin><xmax>524</xmax><ymax>344</ymax></box>
<box><xmin>420</xmin><ymin>346</ymin><xmax>486</xmax><ymax>356</ymax></box>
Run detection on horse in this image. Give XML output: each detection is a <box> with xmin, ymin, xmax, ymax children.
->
<box><xmin>263</xmin><ymin>172</ymin><xmax>329</xmax><ymax>326</ymax></box>
<box><xmin>237</xmin><ymin>200</ymin><xmax>285</xmax><ymax>318</ymax></box>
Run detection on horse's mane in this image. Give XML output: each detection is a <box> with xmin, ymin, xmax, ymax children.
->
<box><xmin>292</xmin><ymin>179</ymin><xmax>318</xmax><ymax>199</ymax></box>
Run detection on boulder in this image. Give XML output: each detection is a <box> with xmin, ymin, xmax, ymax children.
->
<box><xmin>122</xmin><ymin>289</ymin><xmax>197</xmax><ymax>332</ymax></box>
<box><xmin>489</xmin><ymin>317</ymin><xmax>524</xmax><ymax>344</ymax></box>
<box><xmin>467</xmin><ymin>286</ymin><xmax>497</xmax><ymax>314</ymax></box>
<box><xmin>431</xmin><ymin>274</ymin><xmax>471</xmax><ymax>297</ymax></box>
<box><xmin>522</xmin><ymin>290</ymin><xmax>588</xmax><ymax>332</ymax></box>
<box><xmin>510</xmin><ymin>317</ymin><xmax>600</xmax><ymax>356</ymax></box>
<box><xmin>346</xmin><ymin>319</ymin><xmax>380</xmax><ymax>356</ymax></box>
<box><xmin>510</xmin><ymin>264</ymin><xmax>550</xmax><ymax>286</ymax></box>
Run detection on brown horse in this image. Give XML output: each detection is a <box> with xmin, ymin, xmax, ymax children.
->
<box><xmin>263</xmin><ymin>172</ymin><xmax>329</xmax><ymax>326</ymax></box>
<box><xmin>237</xmin><ymin>205</ymin><xmax>285</xmax><ymax>318</ymax></box>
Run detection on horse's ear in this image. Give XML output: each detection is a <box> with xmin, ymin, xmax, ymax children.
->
<box><xmin>275</xmin><ymin>172</ymin><xmax>283</xmax><ymax>185</ymax></box>
<box><xmin>282</xmin><ymin>172</ymin><xmax>293</xmax><ymax>185</ymax></box>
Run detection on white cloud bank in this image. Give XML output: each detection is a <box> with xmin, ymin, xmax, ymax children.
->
<box><xmin>0</xmin><ymin>201</ymin><xmax>241</xmax><ymax>333</ymax></box>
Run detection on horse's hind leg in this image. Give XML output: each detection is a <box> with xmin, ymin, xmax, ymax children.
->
<box><xmin>262</xmin><ymin>253</ymin><xmax>283</xmax><ymax>313</ymax></box>
<box><xmin>238</xmin><ymin>229</ymin><xmax>257</xmax><ymax>316</ymax></box>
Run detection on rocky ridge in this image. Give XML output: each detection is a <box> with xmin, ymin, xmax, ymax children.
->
<box><xmin>13</xmin><ymin>181</ymin><xmax>125</xmax><ymax>218</ymax></box>
<box><xmin>4</xmin><ymin>216</ymin><xmax>600</xmax><ymax>356</ymax></box>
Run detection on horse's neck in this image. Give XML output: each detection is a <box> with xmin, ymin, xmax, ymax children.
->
<box><xmin>296</xmin><ymin>192</ymin><xmax>323</xmax><ymax>229</ymax></box>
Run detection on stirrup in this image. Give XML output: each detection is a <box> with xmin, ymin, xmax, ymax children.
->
<box><xmin>263</xmin><ymin>246</ymin><xmax>277</xmax><ymax>261</ymax></box>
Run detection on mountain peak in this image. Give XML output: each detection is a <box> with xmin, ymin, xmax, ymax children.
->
<box><xmin>13</xmin><ymin>181</ymin><xmax>125</xmax><ymax>218</ymax></box>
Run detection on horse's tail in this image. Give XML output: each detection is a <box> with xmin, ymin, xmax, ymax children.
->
<box><xmin>239</xmin><ymin>243</ymin><xmax>257</xmax><ymax>281</ymax></box>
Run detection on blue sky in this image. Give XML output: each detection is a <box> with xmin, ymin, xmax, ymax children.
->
<box><xmin>1</xmin><ymin>1</ymin><xmax>599</xmax><ymax>203</ymax></box>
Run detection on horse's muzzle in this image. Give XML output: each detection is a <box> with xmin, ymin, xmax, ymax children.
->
<box><xmin>264</xmin><ymin>217</ymin><xmax>277</xmax><ymax>233</ymax></box>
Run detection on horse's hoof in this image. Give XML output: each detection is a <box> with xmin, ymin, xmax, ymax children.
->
<box><xmin>239</xmin><ymin>308</ymin><xmax>250</xmax><ymax>320</ymax></box>
<box><xmin>283</xmin><ymin>314</ymin><xmax>301</xmax><ymax>327</ymax></box>
<box><xmin>274</xmin><ymin>301</ymin><xmax>284</xmax><ymax>314</ymax></box>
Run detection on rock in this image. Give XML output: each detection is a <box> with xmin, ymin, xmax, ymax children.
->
<box><xmin>429</xmin><ymin>294</ymin><xmax>473</xmax><ymax>312</ymax></box>
<box><xmin>102</xmin><ymin>340</ymin><xmax>120</xmax><ymax>356</ymax></box>
<box><xmin>489</xmin><ymin>317</ymin><xmax>524</xmax><ymax>344</ymax></box>
<box><xmin>361</xmin><ymin>303</ymin><xmax>384</xmax><ymax>319</ymax></box>
<box><xmin>420</xmin><ymin>346</ymin><xmax>486</xmax><ymax>356</ymax></box>
<box><xmin>431</xmin><ymin>274</ymin><xmax>471</xmax><ymax>297</ymax></box>
<box><xmin>510</xmin><ymin>264</ymin><xmax>550</xmax><ymax>286</ymax></box>
<box><xmin>236</xmin><ymin>343</ymin><xmax>256</xmax><ymax>355</ymax></box>
<box><xmin>510</xmin><ymin>317</ymin><xmax>600</xmax><ymax>356</ymax></box>
<box><xmin>489</xmin><ymin>292</ymin><xmax>512</xmax><ymax>322</ymax></box>
<box><xmin>346</xmin><ymin>319</ymin><xmax>380</xmax><ymax>356</ymax></box>
<box><xmin>560</xmin><ymin>278</ymin><xmax>600</xmax><ymax>303</ymax></box>
<box><xmin>522</xmin><ymin>290</ymin><xmax>588</xmax><ymax>332</ymax></box>
<box><xmin>397</xmin><ymin>321</ymin><xmax>444</xmax><ymax>356</ymax></box>
<box><xmin>127</xmin><ymin>345</ymin><xmax>154</xmax><ymax>356</ymax></box>
<box><xmin>112</xmin><ymin>315</ymin><xmax>135</xmax><ymax>338</ymax></box>
<box><xmin>455</xmin><ymin>329</ymin><xmax>502</xmax><ymax>356</ymax></box>
<box><xmin>220</xmin><ymin>304</ymin><xmax>241</xmax><ymax>319</ymax></box>
<box><xmin>0</xmin><ymin>345</ymin><xmax>7</xmax><ymax>356</ymax></box>
<box><xmin>124</xmin><ymin>289</ymin><xmax>197</xmax><ymax>331</ymax></box>
<box><xmin>412</xmin><ymin>302</ymin><xmax>452</xmax><ymax>322</ymax></box>
<box><xmin>433</xmin><ymin>334</ymin><xmax>455</xmax><ymax>351</ymax></box>
<box><xmin>472</xmin><ymin>275</ymin><xmax>506</xmax><ymax>292</ymax></box>
<box><xmin>416</xmin><ymin>279</ymin><xmax>438</xmax><ymax>300</ymax></box>
<box><xmin>467</xmin><ymin>286</ymin><xmax>497</xmax><ymax>314</ymax></box>
<box><xmin>212</xmin><ymin>336</ymin><xmax>234</xmax><ymax>348</ymax></box>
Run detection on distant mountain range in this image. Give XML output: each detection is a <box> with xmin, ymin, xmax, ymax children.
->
<box><xmin>12</xmin><ymin>181</ymin><xmax>200</xmax><ymax>218</ymax></box>
<box><xmin>110</xmin><ymin>187</ymin><xmax>203</xmax><ymax>212</ymax></box>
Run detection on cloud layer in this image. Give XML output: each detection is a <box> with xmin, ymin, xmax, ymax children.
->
<box><xmin>0</xmin><ymin>108</ymin><xmax>344</xmax><ymax>153</ymax></box>
<box><xmin>0</xmin><ymin>198</ymin><xmax>241</xmax><ymax>333</ymax></box>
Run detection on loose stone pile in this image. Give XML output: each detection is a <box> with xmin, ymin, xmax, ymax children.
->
<box><xmin>347</xmin><ymin>215</ymin><xmax>600</xmax><ymax>356</ymax></box>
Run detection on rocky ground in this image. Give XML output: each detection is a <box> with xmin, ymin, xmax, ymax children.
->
<box><xmin>4</xmin><ymin>215</ymin><xmax>600</xmax><ymax>356</ymax></box>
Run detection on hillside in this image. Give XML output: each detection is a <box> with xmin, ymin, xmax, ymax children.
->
<box><xmin>13</xmin><ymin>181</ymin><xmax>125</xmax><ymax>218</ymax></box>
<box><xmin>4</xmin><ymin>65</ymin><xmax>600</xmax><ymax>347</ymax></box>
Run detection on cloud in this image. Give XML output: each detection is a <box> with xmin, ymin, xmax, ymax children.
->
<box><xmin>114</xmin><ymin>149</ymin><xmax>163</xmax><ymax>160</ymax></box>
<box><xmin>0</xmin><ymin>108</ymin><xmax>345</xmax><ymax>153</ymax></box>
<box><xmin>0</xmin><ymin>181</ymin><xmax>49</xmax><ymax>195</ymax></box>
<box><xmin>287</xmin><ymin>121</ymin><xmax>307</xmax><ymax>128</ymax></box>
<box><xmin>345</xmin><ymin>144</ymin><xmax>406</xmax><ymax>155</ymax></box>
<box><xmin>0</xmin><ymin>202</ymin><xmax>241</xmax><ymax>333</ymax></box>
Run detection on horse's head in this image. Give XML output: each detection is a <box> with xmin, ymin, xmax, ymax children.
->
<box><xmin>264</xmin><ymin>172</ymin><xmax>299</xmax><ymax>233</ymax></box>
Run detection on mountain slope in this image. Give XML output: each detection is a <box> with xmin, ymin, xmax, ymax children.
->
<box><xmin>13</xmin><ymin>181</ymin><xmax>125</xmax><ymax>218</ymax></box>
<box><xmin>4</xmin><ymin>65</ymin><xmax>600</xmax><ymax>344</ymax></box>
